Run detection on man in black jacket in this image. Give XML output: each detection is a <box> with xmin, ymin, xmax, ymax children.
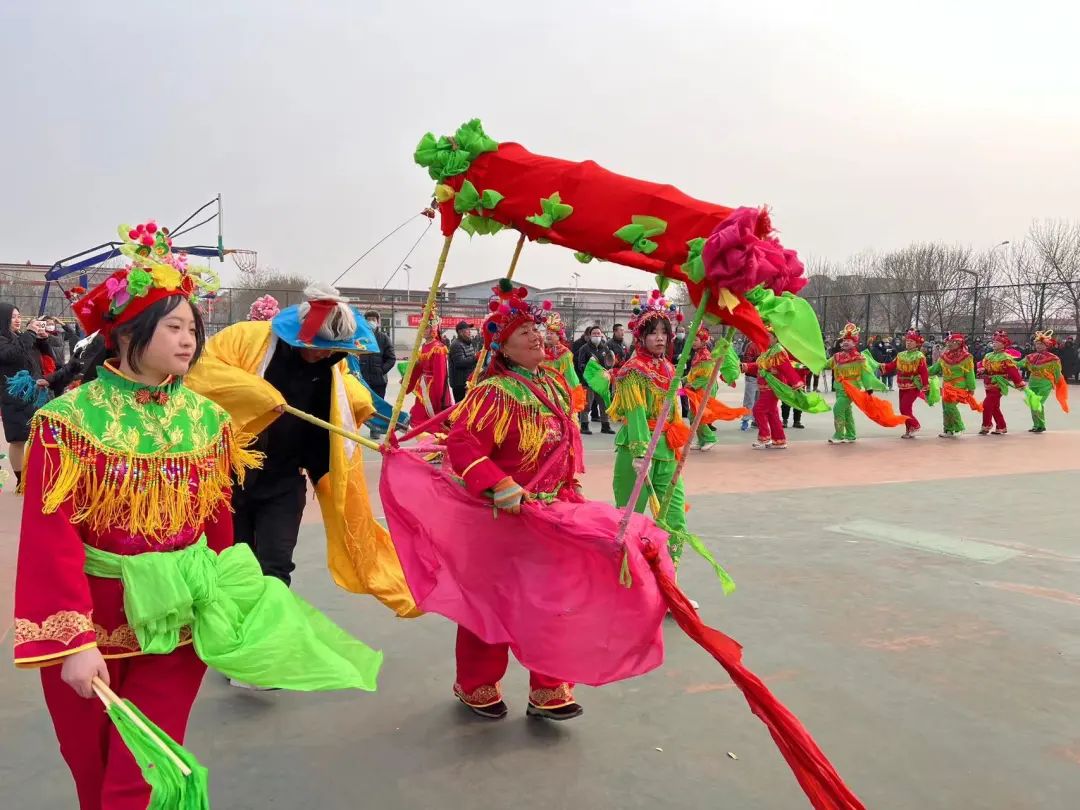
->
<box><xmin>608</xmin><ymin>323</ymin><xmax>631</xmax><ymax>368</ymax></box>
<box><xmin>575</xmin><ymin>326</ymin><xmax>615</xmax><ymax>434</ymax></box>
<box><xmin>449</xmin><ymin>320</ymin><xmax>478</xmax><ymax>403</ymax></box>
<box><xmin>355</xmin><ymin>310</ymin><xmax>396</xmax><ymax>437</ymax></box>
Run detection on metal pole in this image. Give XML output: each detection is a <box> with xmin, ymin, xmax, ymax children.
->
<box><xmin>863</xmin><ymin>293</ymin><xmax>872</xmax><ymax>339</ymax></box>
<box><xmin>383</xmin><ymin>234</ymin><xmax>455</xmax><ymax>440</ymax></box>
<box><xmin>971</xmin><ymin>279</ymin><xmax>979</xmax><ymax>340</ymax></box>
<box><xmin>914</xmin><ymin>290</ymin><xmax>922</xmax><ymax>330</ymax></box>
<box><xmin>1037</xmin><ymin>283</ymin><xmax>1047</xmax><ymax>330</ymax></box>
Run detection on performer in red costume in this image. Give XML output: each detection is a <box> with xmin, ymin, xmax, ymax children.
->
<box><xmin>406</xmin><ymin>308</ymin><xmax>451</xmax><ymax>424</ymax></box>
<box><xmin>878</xmin><ymin>329</ymin><xmax>930</xmax><ymax>439</ymax></box>
<box><xmin>977</xmin><ymin>330</ymin><xmax>1026</xmax><ymax>435</ymax></box>
<box><xmin>740</xmin><ymin>330</ymin><xmax>807</xmax><ymax>450</ymax></box>
<box><xmin>13</xmin><ymin>221</ymin><xmax>382</xmax><ymax>809</ymax></box>
<box><xmin>445</xmin><ymin>280</ymin><xmax>585</xmax><ymax>720</ymax></box>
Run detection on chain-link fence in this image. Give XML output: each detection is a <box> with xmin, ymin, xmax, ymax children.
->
<box><xmin>4</xmin><ymin>280</ymin><xmax>1078</xmax><ymax>350</ymax></box>
<box><xmin>806</xmin><ymin>281</ymin><xmax>1080</xmax><ymax>345</ymax></box>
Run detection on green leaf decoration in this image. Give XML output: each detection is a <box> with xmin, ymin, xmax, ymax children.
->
<box><xmin>573</xmin><ymin>252</ymin><xmax>594</xmax><ymax>264</ymax></box>
<box><xmin>454</xmin><ymin>118</ymin><xmax>499</xmax><ymax>159</ymax></box>
<box><xmin>525</xmin><ymin>192</ymin><xmax>574</xmax><ymax>229</ymax></box>
<box><xmin>461</xmin><ymin>215</ymin><xmax>505</xmax><ymax>237</ymax></box>
<box><xmin>414</xmin><ymin>119</ymin><xmax>500</xmax><ymax>182</ymax></box>
<box><xmin>453</xmin><ymin>181</ymin><xmax>504</xmax><ymax>215</ymax></box>
<box><xmin>682</xmin><ymin>237</ymin><xmax>707</xmax><ymax>284</ymax></box>
<box><xmin>746</xmin><ymin>284</ymin><xmax>827</xmax><ymax>374</ymax></box>
<box><xmin>480</xmin><ymin>189</ymin><xmax>504</xmax><ymax>209</ymax></box>
<box><xmin>656</xmin><ymin>274</ymin><xmax>671</xmax><ymax>294</ymax></box>
<box><xmin>614</xmin><ymin>215</ymin><xmax>668</xmax><ymax>255</ymax></box>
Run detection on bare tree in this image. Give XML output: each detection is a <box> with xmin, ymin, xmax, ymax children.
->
<box><xmin>1028</xmin><ymin>219</ymin><xmax>1080</xmax><ymax>335</ymax></box>
<box><xmin>208</xmin><ymin>265</ymin><xmax>312</xmax><ymax>332</ymax></box>
<box><xmin>994</xmin><ymin>241</ymin><xmax>1055</xmax><ymax>336</ymax></box>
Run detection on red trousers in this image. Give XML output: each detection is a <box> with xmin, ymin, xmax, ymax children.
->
<box><xmin>898</xmin><ymin>388</ymin><xmax>922</xmax><ymax>432</ymax></box>
<box><xmin>981</xmin><ymin>386</ymin><xmax>1005</xmax><ymax>430</ymax></box>
<box><xmin>454</xmin><ymin>626</ymin><xmax>574</xmax><ymax>708</ymax></box>
<box><xmin>40</xmin><ymin>644</ymin><xmax>207</xmax><ymax>810</ymax></box>
<box><xmin>753</xmin><ymin>387</ymin><xmax>786</xmax><ymax>443</ymax></box>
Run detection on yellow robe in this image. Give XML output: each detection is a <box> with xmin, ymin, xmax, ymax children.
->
<box><xmin>186</xmin><ymin>321</ymin><xmax>419</xmax><ymax>617</ymax></box>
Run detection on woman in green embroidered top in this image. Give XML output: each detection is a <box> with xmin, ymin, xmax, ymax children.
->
<box><xmin>609</xmin><ymin>292</ymin><xmax>693</xmax><ymax>562</ymax></box>
<box><xmin>13</xmin><ymin>221</ymin><xmax>382</xmax><ymax>809</ymax></box>
<box><xmin>1021</xmin><ymin>330</ymin><xmax>1070</xmax><ymax>432</ymax></box>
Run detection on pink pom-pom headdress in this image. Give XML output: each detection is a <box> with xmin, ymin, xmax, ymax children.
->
<box><xmin>247</xmin><ymin>294</ymin><xmax>281</xmax><ymax>322</ymax></box>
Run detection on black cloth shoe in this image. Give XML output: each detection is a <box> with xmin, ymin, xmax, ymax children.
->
<box><xmin>526</xmin><ymin>702</ymin><xmax>583</xmax><ymax>721</ymax></box>
<box><xmin>792</xmin><ymin>423</ymin><xmax>805</xmax><ymax>429</ymax></box>
<box><xmin>460</xmin><ymin>699</ymin><xmax>508</xmax><ymax>719</ymax></box>
<box><xmin>579</xmin><ymin>426</ymin><xmax>593</xmax><ymax>435</ymax></box>
<box><xmin>600</xmin><ymin>425</ymin><xmax>615</xmax><ymax>434</ymax></box>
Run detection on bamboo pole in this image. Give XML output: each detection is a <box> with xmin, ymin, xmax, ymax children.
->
<box><xmin>383</xmin><ymin>233</ymin><xmax>455</xmax><ymax>441</ymax></box>
<box><xmin>91</xmin><ymin>677</ymin><xmax>193</xmax><ymax>777</ymax></box>
<box><xmin>611</xmin><ymin>290</ymin><xmax>712</xmax><ymax>551</ymax></box>
<box><xmin>658</xmin><ymin>326</ymin><xmax>736</xmax><ymax>523</ymax></box>
<box><xmin>282</xmin><ymin>405</ymin><xmax>380</xmax><ymax>451</ymax></box>
<box><xmin>467</xmin><ymin>232</ymin><xmax>527</xmax><ymax>388</ymax></box>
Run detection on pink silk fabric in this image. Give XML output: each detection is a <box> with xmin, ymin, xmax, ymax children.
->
<box><xmin>380</xmin><ymin>448</ymin><xmax>675</xmax><ymax>686</ymax></box>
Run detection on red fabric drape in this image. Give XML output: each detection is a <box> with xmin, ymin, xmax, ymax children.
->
<box><xmin>439</xmin><ymin>142</ymin><xmax>772</xmax><ymax>347</ymax></box>
<box><xmin>643</xmin><ymin>546</ymin><xmax>866</xmax><ymax>810</ymax></box>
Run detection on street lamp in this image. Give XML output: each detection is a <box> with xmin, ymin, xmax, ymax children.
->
<box><xmin>960</xmin><ymin>240</ymin><xmax>1009</xmax><ymax>338</ymax></box>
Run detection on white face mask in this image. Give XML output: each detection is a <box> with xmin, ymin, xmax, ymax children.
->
<box><xmin>366</xmin><ymin>319</ymin><xmax>379</xmax><ymax>328</ymax></box>
<box><xmin>676</xmin><ymin>331</ymin><xmax>686</xmax><ymax>339</ymax></box>
<box><xmin>590</xmin><ymin>336</ymin><xmax>602</xmax><ymax>345</ymax></box>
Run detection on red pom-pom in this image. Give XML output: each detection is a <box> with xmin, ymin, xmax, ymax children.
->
<box><xmin>145</xmin><ymin>222</ymin><xmax>158</xmax><ymax>234</ymax></box>
<box><xmin>140</xmin><ymin>234</ymin><xmax>154</xmax><ymax>246</ymax></box>
<box><xmin>488</xmin><ymin>300</ymin><xmax>500</xmax><ymax>312</ymax></box>
<box><xmin>675</xmin><ymin>312</ymin><xmax>685</xmax><ymax>322</ymax></box>
<box><xmin>542</xmin><ymin>300</ymin><xmax>553</xmax><ymax>310</ymax></box>
<box><xmin>650</xmin><ymin>290</ymin><xmax>661</xmax><ymax>299</ymax></box>
<box><xmin>128</xmin><ymin>229</ymin><xmax>139</xmax><ymax>240</ymax></box>
<box><xmin>498</xmin><ymin>304</ymin><xmax>511</xmax><ymax>315</ymax></box>
<box><xmin>517</xmin><ymin>287</ymin><xmax>528</xmax><ymax>298</ymax></box>
<box><xmin>134</xmin><ymin>223</ymin><xmax>145</xmax><ymax>234</ymax></box>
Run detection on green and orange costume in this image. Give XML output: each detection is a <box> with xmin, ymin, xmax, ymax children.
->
<box><xmin>1021</xmin><ymin>330</ymin><xmax>1070</xmax><ymax>432</ymax></box>
<box><xmin>928</xmin><ymin>334</ymin><xmax>982</xmax><ymax>436</ymax></box>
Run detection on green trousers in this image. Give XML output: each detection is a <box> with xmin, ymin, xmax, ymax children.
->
<box><xmin>1028</xmin><ymin>380</ymin><xmax>1051</xmax><ymax>429</ymax></box>
<box><xmin>942</xmin><ymin>401</ymin><xmax>965</xmax><ymax>434</ymax></box>
<box><xmin>613</xmin><ymin>448</ymin><xmax>687</xmax><ymax>563</ymax></box>
<box><xmin>832</xmin><ymin>388</ymin><xmax>857</xmax><ymax>440</ymax></box>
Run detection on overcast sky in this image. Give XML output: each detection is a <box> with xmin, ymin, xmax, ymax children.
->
<box><xmin>2</xmin><ymin>1</ymin><xmax>1078</xmax><ymax>293</ymax></box>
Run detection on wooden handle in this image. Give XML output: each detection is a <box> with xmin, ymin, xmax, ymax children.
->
<box><xmin>91</xmin><ymin>677</ymin><xmax>193</xmax><ymax>777</ymax></box>
<box><xmin>282</xmin><ymin>405</ymin><xmax>380</xmax><ymax>451</ymax></box>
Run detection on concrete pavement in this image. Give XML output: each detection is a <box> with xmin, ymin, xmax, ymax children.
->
<box><xmin>2</xmin><ymin>385</ymin><xmax>1079</xmax><ymax>808</ymax></box>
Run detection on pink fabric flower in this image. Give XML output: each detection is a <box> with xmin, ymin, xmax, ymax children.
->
<box><xmin>105</xmin><ymin>276</ymin><xmax>130</xmax><ymax>309</ymax></box>
<box><xmin>701</xmin><ymin>207</ymin><xmax>807</xmax><ymax>295</ymax></box>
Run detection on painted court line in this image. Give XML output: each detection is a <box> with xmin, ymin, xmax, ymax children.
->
<box><xmin>826</xmin><ymin>519</ymin><xmax>1020</xmax><ymax>564</ymax></box>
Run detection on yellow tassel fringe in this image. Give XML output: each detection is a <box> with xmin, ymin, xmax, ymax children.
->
<box><xmin>28</xmin><ymin>415</ymin><xmax>263</xmax><ymax>542</ymax></box>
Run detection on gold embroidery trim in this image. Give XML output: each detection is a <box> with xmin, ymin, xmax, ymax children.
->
<box><xmin>92</xmin><ymin>623</ymin><xmax>192</xmax><ymax>652</ymax></box>
<box><xmin>460</xmin><ymin>456</ymin><xmax>490</xmax><ymax>479</ymax></box>
<box><xmin>454</xmin><ymin>682</ymin><xmax>503</xmax><ymax>708</ymax></box>
<box><xmin>528</xmin><ymin>683</ymin><xmax>575</xmax><ymax>708</ymax></box>
<box><xmin>14</xmin><ymin>610</ymin><xmax>95</xmax><ymax>647</ymax></box>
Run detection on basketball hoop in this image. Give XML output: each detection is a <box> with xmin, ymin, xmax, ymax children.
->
<box><xmin>228</xmin><ymin>249</ymin><xmax>259</xmax><ymax>274</ymax></box>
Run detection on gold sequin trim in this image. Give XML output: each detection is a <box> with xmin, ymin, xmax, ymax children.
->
<box><xmin>14</xmin><ymin>610</ymin><xmax>95</xmax><ymax>647</ymax></box>
<box><xmin>94</xmin><ymin>623</ymin><xmax>193</xmax><ymax>652</ymax></box>
<box><xmin>528</xmin><ymin>683</ymin><xmax>574</xmax><ymax>708</ymax></box>
<box><xmin>453</xmin><ymin>682</ymin><xmax>503</xmax><ymax>708</ymax></box>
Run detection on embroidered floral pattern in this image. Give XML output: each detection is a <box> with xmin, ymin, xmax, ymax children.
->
<box><xmin>528</xmin><ymin>683</ymin><xmax>574</xmax><ymax>708</ymax></box>
<box><xmin>14</xmin><ymin>610</ymin><xmax>95</xmax><ymax>647</ymax></box>
<box><xmin>453</xmin><ymin>682</ymin><xmax>503</xmax><ymax>707</ymax></box>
